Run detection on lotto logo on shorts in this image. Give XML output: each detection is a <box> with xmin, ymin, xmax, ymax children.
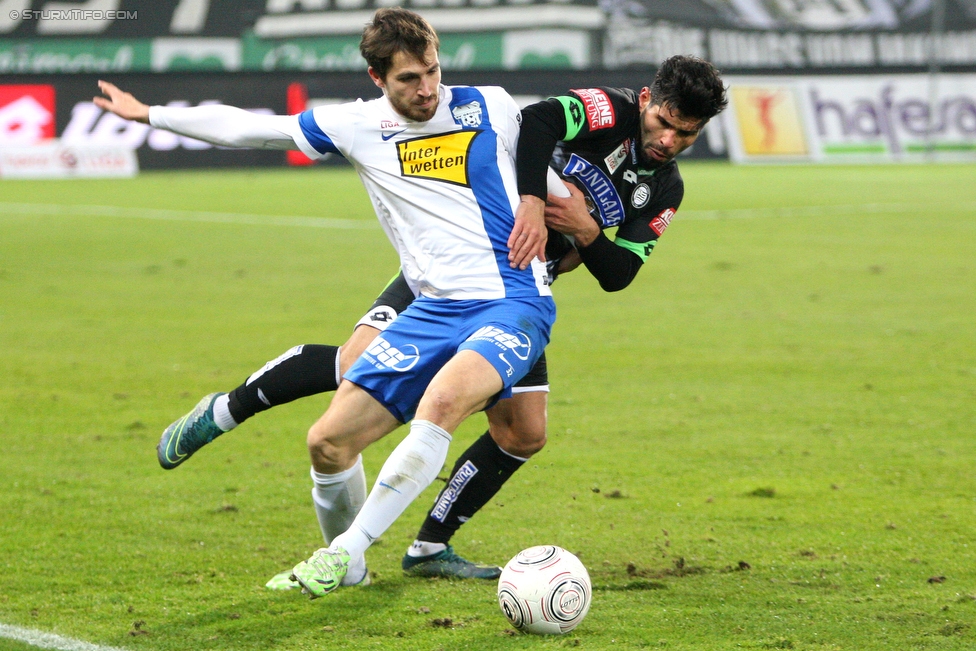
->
<box><xmin>467</xmin><ymin>326</ymin><xmax>532</xmax><ymax>361</ymax></box>
<box><xmin>572</xmin><ymin>88</ymin><xmax>615</xmax><ymax>131</ymax></box>
<box><xmin>430</xmin><ymin>460</ymin><xmax>478</xmax><ymax>522</ymax></box>
<box><xmin>366</xmin><ymin>337</ymin><xmax>420</xmax><ymax>372</ymax></box>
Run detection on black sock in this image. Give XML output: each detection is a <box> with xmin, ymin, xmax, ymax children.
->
<box><xmin>416</xmin><ymin>430</ymin><xmax>525</xmax><ymax>545</ymax></box>
<box><xmin>226</xmin><ymin>344</ymin><xmax>339</xmax><ymax>424</ymax></box>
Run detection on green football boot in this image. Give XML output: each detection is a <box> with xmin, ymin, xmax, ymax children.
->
<box><xmin>267</xmin><ymin>564</ymin><xmax>370</xmax><ymax>590</ymax></box>
<box><xmin>265</xmin><ymin>570</ymin><xmax>300</xmax><ymax>591</ymax></box>
<box><xmin>402</xmin><ymin>545</ymin><xmax>501</xmax><ymax>579</ymax></box>
<box><xmin>291</xmin><ymin>547</ymin><xmax>350</xmax><ymax>599</ymax></box>
<box><xmin>157</xmin><ymin>392</ymin><xmax>225</xmax><ymax>469</ymax></box>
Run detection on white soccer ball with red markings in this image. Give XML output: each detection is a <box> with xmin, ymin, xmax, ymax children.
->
<box><xmin>497</xmin><ymin>545</ymin><xmax>592</xmax><ymax>635</ymax></box>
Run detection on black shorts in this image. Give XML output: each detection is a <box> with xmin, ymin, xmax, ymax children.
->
<box><xmin>368</xmin><ymin>271</ymin><xmax>415</xmax><ymax>314</ymax></box>
<box><xmin>364</xmin><ymin>271</ymin><xmax>549</xmax><ymax>390</ymax></box>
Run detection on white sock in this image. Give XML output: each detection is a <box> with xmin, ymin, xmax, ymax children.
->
<box><xmin>212</xmin><ymin>394</ymin><xmax>237</xmax><ymax>432</ymax></box>
<box><xmin>343</xmin><ymin>555</ymin><xmax>368</xmax><ymax>586</ymax></box>
<box><xmin>407</xmin><ymin>540</ymin><xmax>448</xmax><ymax>558</ymax></box>
<box><xmin>331</xmin><ymin>420</ymin><xmax>452</xmax><ymax>560</ymax></box>
<box><xmin>499</xmin><ymin>445</ymin><xmax>529</xmax><ymax>462</ymax></box>
<box><xmin>310</xmin><ymin>457</ymin><xmax>367</xmax><ymax>545</ymax></box>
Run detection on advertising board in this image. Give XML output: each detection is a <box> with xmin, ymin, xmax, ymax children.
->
<box><xmin>0</xmin><ymin>70</ymin><xmax>727</xmax><ymax>169</ymax></box>
<box><xmin>3</xmin><ymin>1</ymin><xmax>974</xmax><ymax>73</ymax></box>
<box><xmin>724</xmin><ymin>73</ymin><xmax>976</xmax><ymax>163</ymax></box>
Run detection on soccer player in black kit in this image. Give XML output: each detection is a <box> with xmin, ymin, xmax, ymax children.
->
<box><xmin>157</xmin><ymin>55</ymin><xmax>727</xmax><ymax>585</ymax></box>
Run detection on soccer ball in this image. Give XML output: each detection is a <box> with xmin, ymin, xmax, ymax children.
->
<box><xmin>497</xmin><ymin>545</ymin><xmax>592</xmax><ymax>635</ymax></box>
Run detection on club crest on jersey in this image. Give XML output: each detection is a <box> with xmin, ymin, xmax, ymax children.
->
<box><xmin>650</xmin><ymin>207</ymin><xmax>675</xmax><ymax>235</ymax></box>
<box><xmin>452</xmin><ymin>100</ymin><xmax>483</xmax><ymax>127</ymax></box>
<box><xmin>365</xmin><ymin>337</ymin><xmax>420</xmax><ymax>372</ymax></box>
<box><xmin>562</xmin><ymin>153</ymin><xmax>624</xmax><ymax>227</ymax></box>
<box><xmin>397</xmin><ymin>131</ymin><xmax>478</xmax><ymax>187</ymax></box>
<box><xmin>631</xmin><ymin>183</ymin><xmax>651</xmax><ymax>208</ymax></box>
<box><xmin>572</xmin><ymin>88</ymin><xmax>615</xmax><ymax>131</ymax></box>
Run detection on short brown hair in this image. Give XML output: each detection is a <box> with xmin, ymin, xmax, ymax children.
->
<box><xmin>650</xmin><ymin>55</ymin><xmax>728</xmax><ymax>124</ymax></box>
<box><xmin>360</xmin><ymin>8</ymin><xmax>439</xmax><ymax>81</ymax></box>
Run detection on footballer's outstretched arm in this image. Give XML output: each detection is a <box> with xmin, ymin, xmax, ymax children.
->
<box><xmin>94</xmin><ymin>80</ymin><xmax>300</xmax><ymax>151</ymax></box>
<box><xmin>94</xmin><ymin>81</ymin><xmax>150</xmax><ymax>122</ymax></box>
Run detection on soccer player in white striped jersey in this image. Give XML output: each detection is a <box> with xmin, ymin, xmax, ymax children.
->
<box><xmin>95</xmin><ymin>7</ymin><xmax>555</xmax><ymax>597</ymax></box>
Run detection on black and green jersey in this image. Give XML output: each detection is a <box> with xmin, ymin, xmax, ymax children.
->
<box><xmin>517</xmin><ymin>87</ymin><xmax>684</xmax><ymax>292</ymax></box>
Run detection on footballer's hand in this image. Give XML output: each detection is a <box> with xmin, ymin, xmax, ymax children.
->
<box><xmin>508</xmin><ymin>195</ymin><xmax>547</xmax><ymax>270</ymax></box>
<box><xmin>94</xmin><ymin>80</ymin><xmax>150</xmax><ymax>124</ymax></box>
<box><xmin>544</xmin><ymin>182</ymin><xmax>600</xmax><ymax>247</ymax></box>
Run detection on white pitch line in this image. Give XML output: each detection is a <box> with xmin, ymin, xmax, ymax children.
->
<box><xmin>680</xmin><ymin>201</ymin><xmax>976</xmax><ymax>221</ymax></box>
<box><xmin>0</xmin><ymin>202</ymin><xmax>379</xmax><ymax>230</ymax></box>
<box><xmin>0</xmin><ymin>623</ymin><xmax>128</xmax><ymax>651</ymax></box>
<box><xmin>1</xmin><ymin>200</ymin><xmax>974</xmax><ymax>229</ymax></box>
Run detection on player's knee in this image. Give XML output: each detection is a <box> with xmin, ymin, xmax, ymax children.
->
<box><xmin>516</xmin><ymin>428</ymin><xmax>548</xmax><ymax>458</ymax></box>
<box><xmin>417</xmin><ymin>385</ymin><xmax>475</xmax><ymax>431</ymax></box>
<box><xmin>489</xmin><ymin>391</ymin><xmax>548</xmax><ymax>458</ymax></box>
<box><xmin>339</xmin><ymin>325</ymin><xmax>381</xmax><ymax>376</ymax></box>
<box><xmin>306</xmin><ymin>422</ymin><xmax>353</xmax><ymax>473</ymax></box>
<box><xmin>491</xmin><ymin>419</ymin><xmax>547</xmax><ymax>459</ymax></box>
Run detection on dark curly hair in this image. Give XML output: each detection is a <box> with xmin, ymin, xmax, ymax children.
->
<box><xmin>360</xmin><ymin>8</ymin><xmax>439</xmax><ymax>81</ymax></box>
<box><xmin>650</xmin><ymin>55</ymin><xmax>728</xmax><ymax>124</ymax></box>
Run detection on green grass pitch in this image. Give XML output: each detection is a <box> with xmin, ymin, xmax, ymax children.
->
<box><xmin>1</xmin><ymin>163</ymin><xmax>974</xmax><ymax>650</ymax></box>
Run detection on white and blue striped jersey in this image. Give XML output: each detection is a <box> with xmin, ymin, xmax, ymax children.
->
<box><xmin>292</xmin><ymin>85</ymin><xmax>551</xmax><ymax>301</ymax></box>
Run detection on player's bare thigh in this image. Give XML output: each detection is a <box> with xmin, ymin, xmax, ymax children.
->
<box><xmin>415</xmin><ymin>349</ymin><xmax>504</xmax><ymax>432</ymax></box>
<box><xmin>486</xmin><ymin>390</ymin><xmax>548</xmax><ymax>458</ymax></box>
<box><xmin>333</xmin><ymin>324</ymin><xmax>548</xmax><ymax>458</ymax></box>
<box><xmin>338</xmin><ymin>325</ymin><xmax>381</xmax><ymax>376</ymax></box>
<box><xmin>307</xmin><ymin>380</ymin><xmax>400</xmax><ymax>474</ymax></box>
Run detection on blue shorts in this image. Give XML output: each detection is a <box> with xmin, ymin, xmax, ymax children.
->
<box><xmin>344</xmin><ymin>295</ymin><xmax>556</xmax><ymax>423</ymax></box>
